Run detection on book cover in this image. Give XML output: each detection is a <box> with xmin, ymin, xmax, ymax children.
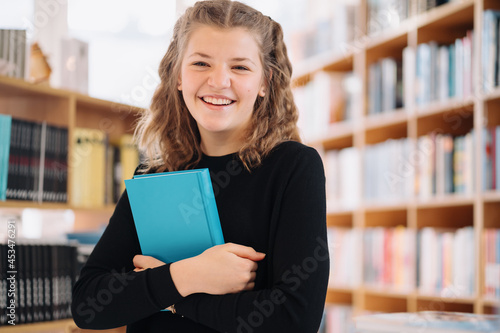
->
<box><xmin>0</xmin><ymin>114</ymin><xmax>12</xmax><ymax>200</ymax></box>
<box><xmin>355</xmin><ymin>311</ymin><xmax>500</xmax><ymax>333</ymax></box>
<box><xmin>125</xmin><ymin>168</ymin><xmax>224</xmax><ymax>264</ymax></box>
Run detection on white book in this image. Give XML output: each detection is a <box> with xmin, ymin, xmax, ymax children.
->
<box><xmin>381</xmin><ymin>58</ymin><xmax>397</xmax><ymax>112</ymax></box>
<box><xmin>339</xmin><ymin>147</ymin><xmax>360</xmax><ymax>209</ymax></box>
<box><xmin>419</xmin><ymin>227</ymin><xmax>438</xmax><ymax>294</ymax></box>
<box><xmin>60</xmin><ymin>37</ymin><xmax>89</xmax><ymax>94</ymax></box>
<box><xmin>438</xmin><ymin>45</ymin><xmax>450</xmax><ymax>102</ymax></box>
<box><xmin>403</xmin><ymin>46</ymin><xmax>415</xmax><ymax>112</ymax></box>
<box><xmin>355</xmin><ymin>311</ymin><xmax>500</xmax><ymax>333</ymax></box>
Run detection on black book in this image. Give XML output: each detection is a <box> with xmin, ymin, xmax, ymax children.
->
<box><xmin>0</xmin><ymin>243</ymin><xmax>6</xmax><ymax>325</ymax></box>
<box><xmin>17</xmin><ymin>244</ymin><xmax>25</xmax><ymax>324</ymax></box>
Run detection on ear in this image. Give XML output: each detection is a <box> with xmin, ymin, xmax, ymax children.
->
<box><xmin>259</xmin><ymin>69</ymin><xmax>272</xmax><ymax>97</ymax></box>
<box><xmin>177</xmin><ymin>77</ymin><xmax>182</xmax><ymax>91</ymax></box>
<box><xmin>258</xmin><ymin>86</ymin><xmax>266</xmax><ymax>97</ymax></box>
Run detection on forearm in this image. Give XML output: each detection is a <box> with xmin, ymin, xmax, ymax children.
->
<box><xmin>174</xmin><ymin>263</ymin><xmax>329</xmax><ymax>333</ymax></box>
<box><xmin>72</xmin><ymin>264</ymin><xmax>183</xmax><ymax>329</ymax></box>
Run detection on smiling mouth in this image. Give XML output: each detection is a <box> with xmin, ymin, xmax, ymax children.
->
<box><xmin>201</xmin><ymin>96</ymin><xmax>235</xmax><ymax>106</ymax></box>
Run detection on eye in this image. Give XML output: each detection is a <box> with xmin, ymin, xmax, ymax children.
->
<box><xmin>193</xmin><ymin>61</ymin><xmax>209</xmax><ymax>67</ymax></box>
<box><xmin>233</xmin><ymin>65</ymin><xmax>249</xmax><ymax>71</ymax></box>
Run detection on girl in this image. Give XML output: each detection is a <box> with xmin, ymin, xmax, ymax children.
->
<box><xmin>71</xmin><ymin>1</ymin><xmax>329</xmax><ymax>332</ymax></box>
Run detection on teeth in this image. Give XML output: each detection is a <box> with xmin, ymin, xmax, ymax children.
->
<box><xmin>202</xmin><ymin>96</ymin><xmax>233</xmax><ymax>105</ymax></box>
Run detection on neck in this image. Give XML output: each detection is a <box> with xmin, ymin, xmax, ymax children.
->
<box><xmin>199</xmin><ymin>130</ymin><xmax>244</xmax><ymax>157</ymax></box>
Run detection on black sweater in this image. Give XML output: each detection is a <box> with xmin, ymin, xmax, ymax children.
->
<box><xmin>71</xmin><ymin>141</ymin><xmax>329</xmax><ymax>332</ymax></box>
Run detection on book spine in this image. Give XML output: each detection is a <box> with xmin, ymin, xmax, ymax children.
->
<box><xmin>0</xmin><ymin>115</ymin><xmax>12</xmax><ymax>200</ymax></box>
<box><xmin>199</xmin><ymin>170</ymin><xmax>225</xmax><ymax>245</ymax></box>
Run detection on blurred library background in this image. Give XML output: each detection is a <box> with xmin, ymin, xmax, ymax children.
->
<box><xmin>1</xmin><ymin>0</ymin><xmax>500</xmax><ymax>332</ymax></box>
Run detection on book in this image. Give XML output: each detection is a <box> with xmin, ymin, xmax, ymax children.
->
<box><xmin>0</xmin><ymin>114</ymin><xmax>12</xmax><ymax>200</ymax></box>
<box><xmin>125</xmin><ymin>168</ymin><xmax>224</xmax><ymax>264</ymax></box>
<box><xmin>355</xmin><ymin>311</ymin><xmax>500</xmax><ymax>333</ymax></box>
<box><xmin>0</xmin><ymin>240</ymin><xmax>78</xmax><ymax>325</ymax></box>
<box><xmin>60</xmin><ymin>37</ymin><xmax>89</xmax><ymax>94</ymax></box>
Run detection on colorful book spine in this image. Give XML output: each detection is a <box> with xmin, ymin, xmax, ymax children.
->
<box><xmin>415</xmin><ymin>30</ymin><xmax>474</xmax><ymax>107</ymax></box>
<box><xmin>363</xmin><ymin>226</ymin><xmax>415</xmax><ymax>291</ymax></box>
<box><xmin>327</xmin><ymin>227</ymin><xmax>361</xmax><ymax>288</ymax></box>
<box><xmin>418</xmin><ymin>227</ymin><xmax>475</xmax><ymax>297</ymax></box>
<box><xmin>484</xmin><ymin>229</ymin><xmax>500</xmax><ymax>300</ymax></box>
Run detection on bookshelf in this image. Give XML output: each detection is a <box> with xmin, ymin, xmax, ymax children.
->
<box><xmin>0</xmin><ymin>75</ymin><xmax>142</xmax><ymax>228</ymax></box>
<box><xmin>292</xmin><ymin>0</ymin><xmax>500</xmax><ymax>327</ymax></box>
<box><xmin>0</xmin><ymin>75</ymin><xmax>139</xmax><ymax>331</ymax></box>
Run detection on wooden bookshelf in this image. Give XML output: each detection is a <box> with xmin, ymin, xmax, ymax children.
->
<box><xmin>0</xmin><ymin>75</ymin><xmax>143</xmax><ymax>330</ymax></box>
<box><xmin>0</xmin><ymin>75</ymin><xmax>142</xmax><ymax>217</ymax></box>
<box><xmin>292</xmin><ymin>0</ymin><xmax>500</xmax><ymax>322</ymax></box>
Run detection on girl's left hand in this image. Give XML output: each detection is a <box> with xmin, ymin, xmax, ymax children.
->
<box><xmin>133</xmin><ymin>255</ymin><xmax>166</xmax><ymax>272</ymax></box>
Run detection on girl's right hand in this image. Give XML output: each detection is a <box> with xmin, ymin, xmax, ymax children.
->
<box><xmin>170</xmin><ymin>243</ymin><xmax>266</xmax><ymax>296</ymax></box>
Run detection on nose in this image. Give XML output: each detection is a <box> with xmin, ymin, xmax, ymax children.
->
<box><xmin>208</xmin><ymin>66</ymin><xmax>231</xmax><ymax>89</ymax></box>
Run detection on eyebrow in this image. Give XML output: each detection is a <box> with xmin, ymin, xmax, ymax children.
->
<box><xmin>188</xmin><ymin>52</ymin><xmax>257</xmax><ymax>66</ymax></box>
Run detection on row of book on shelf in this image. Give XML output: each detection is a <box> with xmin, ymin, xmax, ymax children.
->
<box><xmin>0</xmin><ymin>242</ymin><xmax>79</xmax><ymax>325</ymax></box>
<box><xmin>72</xmin><ymin>127</ymin><xmax>139</xmax><ymax>208</ymax></box>
<box><xmin>326</xmin><ymin>226</ymin><xmax>500</xmax><ymax>298</ymax></box>
<box><xmin>0</xmin><ymin>115</ymin><xmax>68</xmax><ymax>203</ymax></box>
<box><xmin>295</xmin><ymin>71</ymin><xmax>358</xmax><ymax>142</ymax></box>
<box><xmin>318</xmin><ymin>304</ymin><xmax>355</xmax><ymax>333</ymax></box>
<box><xmin>319</xmin><ymin>307</ymin><xmax>500</xmax><ymax>333</ymax></box>
<box><xmin>1</xmin><ymin>27</ymin><xmax>90</xmax><ymax>94</ymax></box>
<box><xmin>298</xmin><ymin>9</ymin><xmax>500</xmax><ymax>141</ymax></box>
<box><xmin>0</xmin><ymin>114</ymin><xmax>140</xmax><ymax>207</ymax></box>
<box><xmin>287</xmin><ymin>0</ymin><xmax>357</xmax><ymax>64</ymax></box>
<box><xmin>366</xmin><ymin>0</ymin><xmax>454</xmax><ymax>37</ymax></box>
<box><xmin>290</xmin><ymin>0</ymin><xmax>457</xmax><ymax>66</ymax></box>
<box><xmin>368</xmin><ymin>27</ymin><xmax>473</xmax><ymax>116</ymax></box>
<box><xmin>321</xmin><ymin>126</ymin><xmax>500</xmax><ymax>210</ymax></box>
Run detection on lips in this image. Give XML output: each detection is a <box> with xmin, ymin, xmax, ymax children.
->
<box><xmin>201</xmin><ymin>96</ymin><xmax>235</xmax><ymax>106</ymax></box>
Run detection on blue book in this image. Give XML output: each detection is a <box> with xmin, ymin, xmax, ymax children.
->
<box><xmin>0</xmin><ymin>114</ymin><xmax>12</xmax><ymax>201</ymax></box>
<box><xmin>125</xmin><ymin>168</ymin><xmax>224</xmax><ymax>264</ymax></box>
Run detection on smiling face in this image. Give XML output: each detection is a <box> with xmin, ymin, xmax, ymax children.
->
<box><xmin>178</xmin><ymin>25</ymin><xmax>266</xmax><ymax>152</ymax></box>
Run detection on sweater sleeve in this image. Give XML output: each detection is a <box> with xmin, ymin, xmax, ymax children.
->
<box><xmin>71</xmin><ymin>190</ymin><xmax>184</xmax><ymax>329</ymax></box>
<box><xmin>174</xmin><ymin>147</ymin><xmax>330</xmax><ymax>333</ymax></box>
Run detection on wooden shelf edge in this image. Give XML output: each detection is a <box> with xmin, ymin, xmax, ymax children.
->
<box><xmin>362</xmin><ymin>287</ymin><xmax>411</xmax><ymax>299</ymax></box>
<box><xmin>0</xmin><ymin>76</ymin><xmax>69</xmax><ymax>98</ymax></box>
<box><xmin>415</xmin><ymin>97</ymin><xmax>475</xmax><ymax>119</ymax></box>
<box><xmin>416</xmin><ymin>0</ymin><xmax>475</xmax><ymax>29</ymax></box>
<box><xmin>484</xmin><ymin>87</ymin><xmax>500</xmax><ymax>102</ymax></box>
<box><xmin>0</xmin><ymin>318</ymin><xmax>74</xmax><ymax>332</ymax></box>
<box><xmin>364</xmin><ymin>22</ymin><xmax>411</xmax><ymax>51</ymax></box>
<box><xmin>75</xmin><ymin>92</ymin><xmax>144</xmax><ymax>114</ymax></box>
<box><xmin>364</xmin><ymin>110</ymin><xmax>409</xmax><ymax>130</ymax></box>
<box><xmin>416</xmin><ymin>292</ymin><xmax>477</xmax><ymax>304</ymax></box>
<box><xmin>0</xmin><ymin>76</ymin><xmax>144</xmax><ymax>115</ymax></box>
<box><xmin>483</xmin><ymin>191</ymin><xmax>500</xmax><ymax>202</ymax></box>
<box><xmin>363</xmin><ymin>201</ymin><xmax>410</xmax><ymax>212</ymax></box>
<box><xmin>0</xmin><ymin>201</ymin><xmax>116</xmax><ymax>213</ymax></box>
<box><xmin>307</xmin><ymin>121</ymin><xmax>354</xmax><ymax>150</ymax></box>
<box><xmin>328</xmin><ymin>286</ymin><xmax>355</xmax><ymax>293</ymax></box>
<box><xmin>415</xmin><ymin>195</ymin><xmax>475</xmax><ymax>208</ymax></box>
<box><xmin>292</xmin><ymin>49</ymin><xmax>355</xmax><ymax>86</ymax></box>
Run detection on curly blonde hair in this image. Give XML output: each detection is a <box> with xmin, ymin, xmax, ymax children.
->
<box><xmin>135</xmin><ymin>0</ymin><xmax>300</xmax><ymax>172</ymax></box>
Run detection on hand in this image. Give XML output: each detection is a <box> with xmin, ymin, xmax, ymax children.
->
<box><xmin>133</xmin><ymin>255</ymin><xmax>166</xmax><ymax>272</ymax></box>
<box><xmin>170</xmin><ymin>243</ymin><xmax>266</xmax><ymax>297</ymax></box>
